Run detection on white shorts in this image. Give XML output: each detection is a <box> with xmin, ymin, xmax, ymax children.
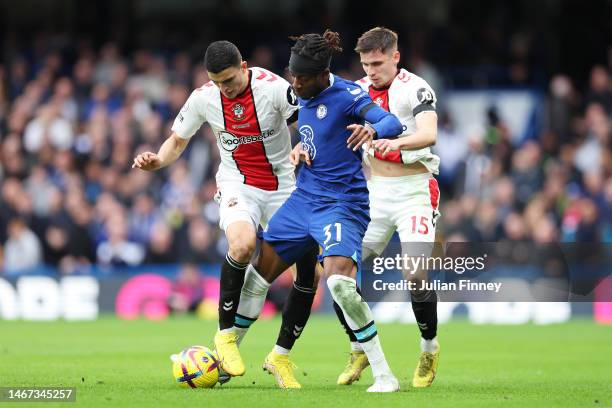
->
<box><xmin>216</xmin><ymin>183</ymin><xmax>295</xmax><ymax>231</ymax></box>
<box><xmin>363</xmin><ymin>173</ymin><xmax>441</xmax><ymax>257</ymax></box>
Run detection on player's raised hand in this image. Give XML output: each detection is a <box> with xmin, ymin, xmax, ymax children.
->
<box><xmin>346</xmin><ymin>124</ymin><xmax>376</xmax><ymax>151</ymax></box>
<box><xmin>371</xmin><ymin>138</ymin><xmax>401</xmax><ymax>157</ymax></box>
<box><xmin>132</xmin><ymin>152</ymin><xmax>163</xmax><ymax>171</ymax></box>
<box><xmin>289</xmin><ymin>143</ymin><xmax>312</xmax><ymax>166</ymax></box>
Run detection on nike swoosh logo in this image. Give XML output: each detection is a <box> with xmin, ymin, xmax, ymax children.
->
<box><xmin>325</xmin><ymin>243</ymin><xmax>340</xmax><ymax>250</ymax></box>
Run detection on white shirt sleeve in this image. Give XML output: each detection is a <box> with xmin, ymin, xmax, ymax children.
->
<box><xmin>171</xmin><ymin>90</ymin><xmax>207</xmax><ymax>139</ymax></box>
<box><xmin>407</xmin><ymin>77</ymin><xmax>437</xmax><ymax>117</ymax></box>
<box><xmin>271</xmin><ymin>77</ymin><xmax>299</xmax><ymax>120</ymax></box>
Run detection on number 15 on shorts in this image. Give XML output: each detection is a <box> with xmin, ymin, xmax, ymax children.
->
<box><xmin>323</xmin><ymin>222</ymin><xmax>342</xmax><ymax>250</ymax></box>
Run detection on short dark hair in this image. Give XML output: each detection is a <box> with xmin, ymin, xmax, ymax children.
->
<box><xmin>354</xmin><ymin>27</ymin><xmax>398</xmax><ymax>54</ymax></box>
<box><xmin>204</xmin><ymin>41</ymin><xmax>242</xmax><ymax>74</ymax></box>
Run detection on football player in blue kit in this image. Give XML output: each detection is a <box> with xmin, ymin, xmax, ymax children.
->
<box><xmin>230</xmin><ymin>29</ymin><xmax>403</xmax><ymax>392</ymax></box>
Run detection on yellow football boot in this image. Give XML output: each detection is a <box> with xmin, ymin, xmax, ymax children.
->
<box><xmin>214</xmin><ymin>331</ymin><xmax>245</xmax><ymax>376</ymax></box>
<box><xmin>412</xmin><ymin>346</ymin><xmax>440</xmax><ymax>387</ymax></box>
<box><xmin>337</xmin><ymin>351</ymin><xmax>370</xmax><ymax>385</ymax></box>
<box><xmin>263</xmin><ymin>351</ymin><xmax>301</xmax><ymax>389</ymax></box>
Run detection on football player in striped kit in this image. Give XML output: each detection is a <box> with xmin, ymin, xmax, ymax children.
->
<box><xmin>332</xmin><ymin>27</ymin><xmax>442</xmax><ymax>388</ymax></box>
<box><xmin>132</xmin><ymin>40</ymin><xmax>318</xmax><ymax>378</ymax></box>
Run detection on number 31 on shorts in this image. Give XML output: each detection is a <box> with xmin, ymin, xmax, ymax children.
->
<box><xmin>323</xmin><ymin>222</ymin><xmax>342</xmax><ymax>249</ymax></box>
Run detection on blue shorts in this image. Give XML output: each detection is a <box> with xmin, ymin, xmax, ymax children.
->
<box><xmin>263</xmin><ymin>188</ymin><xmax>370</xmax><ymax>267</ymax></box>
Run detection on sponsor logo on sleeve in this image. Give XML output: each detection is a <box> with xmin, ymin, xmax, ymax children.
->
<box><xmin>417</xmin><ymin>87</ymin><xmax>434</xmax><ymax>104</ymax></box>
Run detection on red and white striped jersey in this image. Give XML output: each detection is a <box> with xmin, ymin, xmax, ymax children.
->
<box><xmin>356</xmin><ymin>68</ymin><xmax>440</xmax><ymax>174</ymax></box>
<box><xmin>172</xmin><ymin>67</ymin><xmax>298</xmax><ymax>191</ymax></box>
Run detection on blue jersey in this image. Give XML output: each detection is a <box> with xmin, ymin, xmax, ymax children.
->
<box><xmin>296</xmin><ymin>74</ymin><xmax>375</xmax><ymax>202</ymax></box>
<box><xmin>263</xmin><ymin>74</ymin><xmax>401</xmax><ymax>266</ymax></box>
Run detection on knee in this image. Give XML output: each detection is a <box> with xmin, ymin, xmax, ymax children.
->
<box><xmin>228</xmin><ymin>239</ymin><xmax>256</xmax><ymax>263</ymax></box>
<box><xmin>362</xmin><ymin>246</ymin><xmax>379</xmax><ymax>263</ymax></box>
<box><xmin>323</xmin><ymin>257</ymin><xmax>355</xmax><ymax>278</ymax></box>
<box><xmin>406</xmin><ymin>273</ymin><xmax>422</xmax><ymax>287</ymax></box>
<box><xmin>252</xmin><ymin>256</ymin><xmax>275</xmax><ymax>284</ymax></box>
<box><xmin>405</xmin><ymin>268</ymin><xmax>428</xmax><ymax>294</ymax></box>
<box><xmin>406</xmin><ymin>274</ymin><xmax>427</xmax><ymax>298</ymax></box>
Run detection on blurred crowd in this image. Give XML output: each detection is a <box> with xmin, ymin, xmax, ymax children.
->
<box><xmin>0</xmin><ymin>36</ymin><xmax>611</xmax><ymax>275</ymax></box>
<box><xmin>434</xmin><ymin>65</ymin><xmax>612</xmax><ymax>245</ymax></box>
<box><xmin>0</xmin><ymin>42</ymin><xmax>226</xmax><ymax>274</ymax></box>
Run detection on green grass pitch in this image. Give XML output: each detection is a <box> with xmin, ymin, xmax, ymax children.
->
<box><xmin>1</xmin><ymin>316</ymin><xmax>610</xmax><ymax>407</ymax></box>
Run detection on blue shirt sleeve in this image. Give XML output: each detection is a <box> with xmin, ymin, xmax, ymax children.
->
<box><xmin>361</xmin><ymin>104</ymin><xmax>403</xmax><ymax>139</ymax></box>
<box><xmin>347</xmin><ymin>87</ymin><xmax>375</xmax><ymax>118</ymax></box>
<box><xmin>343</xmin><ymin>79</ymin><xmax>402</xmax><ymax>139</ymax></box>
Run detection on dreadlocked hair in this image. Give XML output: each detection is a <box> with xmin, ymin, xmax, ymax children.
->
<box><xmin>289</xmin><ymin>29</ymin><xmax>343</xmax><ymax>63</ymax></box>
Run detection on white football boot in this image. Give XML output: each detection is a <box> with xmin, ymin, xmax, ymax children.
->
<box><xmin>366</xmin><ymin>374</ymin><xmax>400</xmax><ymax>392</ymax></box>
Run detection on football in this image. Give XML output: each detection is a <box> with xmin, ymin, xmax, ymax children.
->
<box><xmin>171</xmin><ymin>346</ymin><xmax>220</xmax><ymax>388</ymax></box>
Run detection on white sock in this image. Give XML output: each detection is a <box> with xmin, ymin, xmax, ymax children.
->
<box><xmin>327</xmin><ymin>274</ymin><xmax>392</xmax><ymax>378</ymax></box>
<box><xmin>274</xmin><ymin>345</ymin><xmax>290</xmax><ymax>355</ymax></box>
<box><xmin>360</xmin><ymin>335</ymin><xmax>392</xmax><ymax>378</ymax></box>
<box><xmin>234</xmin><ymin>265</ymin><xmax>271</xmax><ymax>345</ymax></box>
<box><xmin>421</xmin><ymin>336</ymin><xmax>439</xmax><ymax>353</ymax></box>
<box><xmin>350</xmin><ymin>342</ymin><xmax>363</xmax><ymax>352</ymax></box>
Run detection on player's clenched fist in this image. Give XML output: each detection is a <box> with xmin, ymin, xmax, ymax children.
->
<box><xmin>289</xmin><ymin>142</ymin><xmax>312</xmax><ymax>166</ymax></box>
<box><xmin>132</xmin><ymin>152</ymin><xmax>163</xmax><ymax>171</ymax></box>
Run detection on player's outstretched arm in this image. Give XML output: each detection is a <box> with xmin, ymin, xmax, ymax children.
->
<box><xmin>132</xmin><ymin>132</ymin><xmax>190</xmax><ymax>171</ymax></box>
<box><xmin>372</xmin><ymin>111</ymin><xmax>437</xmax><ymax>156</ymax></box>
